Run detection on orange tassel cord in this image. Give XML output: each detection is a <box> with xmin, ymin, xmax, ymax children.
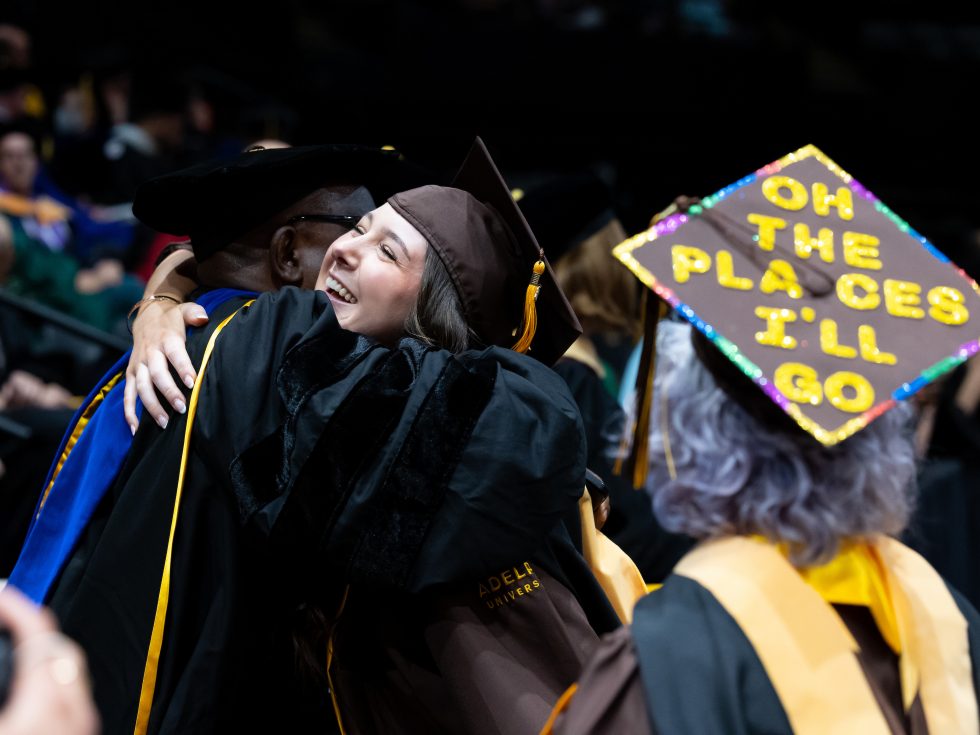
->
<box><xmin>512</xmin><ymin>256</ymin><xmax>546</xmax><ymax>354</ymax></box>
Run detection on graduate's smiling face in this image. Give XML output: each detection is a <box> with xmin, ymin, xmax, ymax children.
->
<box><xmin>316</xmin><ymin>203</ymin><xmax>428</xmax><ymax>343</ymax></box>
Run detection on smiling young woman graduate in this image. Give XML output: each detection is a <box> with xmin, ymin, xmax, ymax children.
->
<box><xmin>22</xmin><ymin>140</ymin><xmax>620</xmax><ymax>735</ymax></box>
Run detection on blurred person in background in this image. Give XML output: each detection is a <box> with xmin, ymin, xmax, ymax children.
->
<box><xmin>99</xmin><ymin>70</ymin><xmax>188</xmax><ymax>205</ymax></box>
<box><xmin>0</xmin><ymin>125</ymin><xmax>143</xmax><ymax>334</ymax></box>
<box><xmin>908</xmin><ymin>354</ymin><xmax>980</xmax><ymax>609</ymax></box>
<box><xmin>905</xmin><ymin>227</ymin><xmax>980</xmax><ymax>610</ymax></box>
<box><xmin>0</xmin><ymin>120</ymin><xmax>137</xmax><ymax>264</ymax></box>
<box><xmin>0</xmin><ymin>212</ymin><xmax>108</xmax><ymax>579</ymax></box>
<box><xmin>0</xmin><ymin>24</ymin><xmax>43</xmax><ymax>125</ymax></box>
<box><xmin>519</xmin><ymin>172</ymin><xmax>692</xmax><ymax>582</ymax></box>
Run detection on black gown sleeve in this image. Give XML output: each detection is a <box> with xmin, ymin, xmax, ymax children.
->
<box><xmin>191</xmin><ymin>286</ymin><xmax>370</xmax><ymax>492</ymax></box>
<box><xmin>229</xmin><ymin>333</ymin><xmax>588</xmax><ymax>593</ymax></box>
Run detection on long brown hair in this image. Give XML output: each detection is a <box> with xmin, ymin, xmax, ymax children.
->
<box><xmin>554</xmin><ymin>217</ymin><xmax>640</xmax><ymax>337</ymax></box>
<box><xmin>403</xmin><ymin>246</ymin><xmax>475</xmax><ymax>353</ymax></box>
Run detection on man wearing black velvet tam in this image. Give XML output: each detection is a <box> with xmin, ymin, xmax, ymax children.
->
<box><xmin>123</xmin><ymin>143</ymin><xmax>425</xmax><ymax>427</ymax></box>
<box><xmin>8</xmin><ymin>143</ymin><xmax>431</xmax><ymax>733</ymax></box>
<box><xmin>14</xmin><ymin>139</ymin><xmax>623</xmax><ymax>735</ymax></box>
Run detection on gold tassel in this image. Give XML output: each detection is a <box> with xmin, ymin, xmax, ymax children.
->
<box><xmin>613</xmin><ymin>293</ymin><xmax>666</xmax><ymax>489</ymax></box>
<box><xmin>512</xmin><ymin>256</ymin><xmax>546</xmax><ymax>354</ymax></box>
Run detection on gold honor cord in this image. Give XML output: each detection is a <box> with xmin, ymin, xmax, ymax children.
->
<box><xmin>134</xmin><ymin>302</ymin><xmax>253</xmax><ymax>735</ymax></box>
<box><xmin>324</xmin><ymin>585</ymin><xmax>351</xmax><ymax>735</ymax></box>
<box><xmin>538</xmin><ymin>683</ymin><xmax>578</xmax><ymax>735</ymax></box>
<box><xmin>38</xmin><ymin>372</ymin><xmax>124</xmax><ymax>513</ymax></box>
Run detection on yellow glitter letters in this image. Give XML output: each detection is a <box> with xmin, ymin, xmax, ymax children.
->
<box><xmin>716</xmin><ymin>250</ymin><xmax>754</xmax><ymax>290</ymax></box>
<box><xmin>755</xmin><ymin>307</ymin><xmax>798</xmax><ymax>349</ymax></box>
<box><xmin>819</xmin><ymin>319</ymin><xmax>857</xmax><ymax>359</ymax></box>
<box><xmin>837</xmin><ymin>273</ymin><xmax>881</xmax><ymax>311</ymax></box>
<box><xmin>671</xmin><ymin>245</ymin><xmax>711</xmax><ymax>284</ymax></box>
<box><xmin>883</xmin><ymin>279</ymin><xmax>925</xmax><ymax>319</ymax></box>
<box><xmin>811</xmin><ymin>182</ymin><xmax>855</xmax><ymax>221</ymax></box>
<box><xmin>761</xmin><ymin>176</ymin><xmax>808</xmax><ymax>211</ymax></box>
<box><xmin>927</xmin><ymin>286</ymin><xmax>970</xmax><ymax>326</ymax></box>
<box><xmin>842</xmin><ymin>232</ymin><xmax>882</xmax><ymax>271</ymax></box>
<box><xmin>747</xmin><ymin>213</ymin><xmax>787</xmax><ymax>252</ymax></box>
<box><xmin>824</xmin><ymin>371</ymin><xmax>875</xmax><ymax>413</ymax></box>
<box><xmin>774</xmin><ymin>363</ymin><xmax>823</xmax><ymax>405</ymax></box>
<box><xmin>857</xmin><ymin>325</ymin><xmax>897</xmax><ymax>365</ymax></box>
<box><xmin>794</xmin><ymin>224</ymin><xmax>835</xmax><ymax>263</ymax></box>
<box><xmin>760</xmin><ymin>260</ymin><xmax>804</xmax><ymax>299</ymax></box>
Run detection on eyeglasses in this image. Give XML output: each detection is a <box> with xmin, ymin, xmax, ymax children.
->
<box><xmin>287</xmin><ymin>214</ymin><xmax>360</xmax><ymax>228</ymax></box>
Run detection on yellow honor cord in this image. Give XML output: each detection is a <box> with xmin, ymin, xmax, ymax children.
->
<box><xmin>512</xmin><ymin>259</ymin><xmax>546</xmax><ymax>354</ymax></box>
<box><xmin>613</xmin><ymin>294</ymin><xmax>666</xmax><ymax>489</ymax></box>
<box><xmin>325</xmin><ymin>585</ymin><xmax>351</xmax><ymax>735</ymax></box>
<box><xmin>631</xmin><ymin>342</ymin><xmax>656</xmax><ymax>490</ymax></box>
<box><xmin>38</xmin><ymin>372</ymin><xmax>124</xmax><ymax>513</ymax></box>
<box><xmin>538</xmin><ymin>683</ymin><xmax>578</xmax><ymax>735</ymax></box>
<box><xmin>133</xmin><ymin>301</ymin><xmax>253</xmax><ymax>735</ymax></box>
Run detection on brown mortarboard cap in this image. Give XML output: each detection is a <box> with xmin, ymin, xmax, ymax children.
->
<box><xmin>387</xmin><ymin>138</ymin><xmax>581</xmax><ymax>365</ymax></box>
<box><xmin>134</xmin><ymin>144</ymin><xmax>430</xmax><ymax>261</ymax></box>
<box><xmin>616</xmin><ymin>144</ymin><xmax>980</xmax><ymax>447</ymax></box>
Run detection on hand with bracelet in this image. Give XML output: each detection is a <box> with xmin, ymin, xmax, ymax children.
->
<box><xmin>123</xmin><ymin>247</ymin><xmax>209</xmax><ymax>433</ymax></box>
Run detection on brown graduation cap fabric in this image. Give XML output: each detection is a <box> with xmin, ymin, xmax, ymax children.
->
<box><xmin>134</xmin><ymin>144</ymin><xmax>430</xmax><ymax>260</ymax></box>
<box><xmin>387</xmin><ymin>138</ymin><xmax>581</xmax><ymax>366</ymax></box>
<box><xmin>615</xmin><ymin>144</ymin><xmax>980</xmax><ymax>445</ymax></box>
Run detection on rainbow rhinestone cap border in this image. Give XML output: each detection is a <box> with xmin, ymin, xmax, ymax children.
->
<box><xmin>613</xmin><ymin>144</ymin><xmax>980</xmax><ymax>446</ymax></box>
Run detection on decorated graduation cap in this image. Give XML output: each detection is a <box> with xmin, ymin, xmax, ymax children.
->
<box><xmin>134</xmin><ymin>144</ymin><xmax>429</xmax><ymax>260</ymax></box>
<box><xmin>388</xmin><ymin>138</ymin><xmax>581</xmax><ymax>366</ymax></box>
<box><xmin>616</xmin><ymin>144</ymin><xmax>980</xmax><ymax>466</ymax></box>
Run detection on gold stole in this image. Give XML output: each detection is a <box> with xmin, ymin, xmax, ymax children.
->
<box><xmin>577</xmin><ymin>488</ymin><xmax>647</xmax><ymax>623</ymax></box>
<box><xmin>561</xmin><ymin>336</ymin><xmax>606</xmax><ymax>380</ymax></box>
<box><xmin>0</xmin><ymin>191</ymin><xmax>72</xmax><ymax>224</ymax></box>
<box><xmin>674</xmin><ymin>536</ymin><xmax>978</xmax><ymax>735</ymax></box>
<box><xmin>133</xmin><ymin>302</ymin><xmax>253</xmax><ymax>735</ymax></box>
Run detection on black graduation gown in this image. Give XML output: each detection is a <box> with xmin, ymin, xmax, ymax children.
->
<box><xmin>48</xmin><ymin>287</ymin><xmax>613</xmax><ymax>734</ymax></box>
<box><xmin>907</xmin><ymin>363</ymin><xmax>980</xmax><ymax>609</ymax></box>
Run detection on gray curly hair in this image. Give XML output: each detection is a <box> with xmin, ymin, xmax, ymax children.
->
<box><xmin>643</xmin><ymin>321</ymin><xmax>917</xmax><ymax>566</ymax></box>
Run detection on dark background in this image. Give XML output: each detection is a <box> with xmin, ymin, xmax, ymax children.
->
<box><xmin>8</xmin><ymin>0</ymin><xmax>980</xmax><ymax>274</ymax></box>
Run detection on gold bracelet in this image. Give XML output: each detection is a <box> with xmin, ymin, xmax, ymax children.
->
<box><xmin>126</xmin><ymin>294</ymin><xmax>183</xmax><ymax>334</ymax></box>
